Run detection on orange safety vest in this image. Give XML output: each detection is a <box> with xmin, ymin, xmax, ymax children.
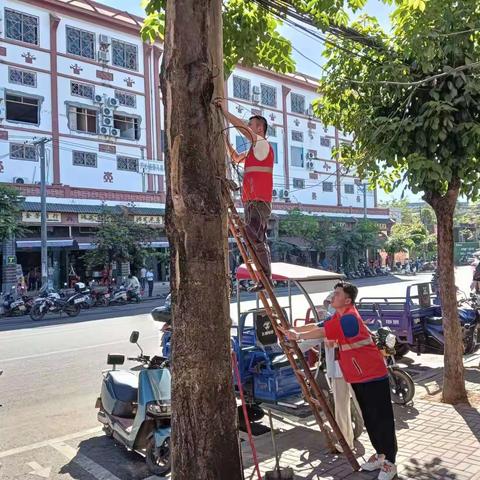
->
<box><xmin>327</xmin><ymin>306</ymin><xmax>388</xmax><ymax>384</ymax></box>
<box><xmin>242</xmin><ymin>141</ymin><xmax>274</xmax><ymax>203</ymax></box>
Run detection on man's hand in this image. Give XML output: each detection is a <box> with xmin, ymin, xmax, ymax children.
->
<box><xmin>278</xmin><ymin>326</ymin><xmax>300</xmax><ymax>342</ymax></box>
<box><xmin>213</xmin><ymin>97</ymin><xmax>226</xmax><ymax>112</ymax></box>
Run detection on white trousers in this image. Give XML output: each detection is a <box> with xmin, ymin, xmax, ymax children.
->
<box><xmin>331</xmin><ymin>376</ymin><xmax>356</xmax><ymax>449</ymax></box>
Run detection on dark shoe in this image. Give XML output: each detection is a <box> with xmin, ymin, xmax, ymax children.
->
<box><xmin>248</xmin><ymin>282</ymin><xmax>265</xmax><ymax>293</ymax></box>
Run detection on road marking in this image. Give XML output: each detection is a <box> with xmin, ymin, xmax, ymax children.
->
<box><xmin>0</xmin><ymin>427</ymin><xmax>102</xmax><ymax>459</ymax></box>
<box><xmin>27</xmin><ymin>461</ymin><xmax>51</xmax><ymax>478</ymax></box>
<box><xmin>0</xmin><ymin>335</ymin><xmax>157</xmax><ymax>363</ymax></box>
<box><xmin>51</xmin><ymin>442</ymin><xmax>122</xmax><ymax>480</ymax></box>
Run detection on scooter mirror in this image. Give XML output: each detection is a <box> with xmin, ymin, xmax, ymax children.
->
<box><xmin>130</xmin><ymin>331</ymin><xmax>140</xmax><ymax>343</ymax></box>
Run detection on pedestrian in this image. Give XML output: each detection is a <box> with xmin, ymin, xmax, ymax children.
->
<box><xmin>281</xmin><ymin>282</ymin><xmax>398</xmax><ymax>480</ymax></box>
<box><xmin>125</xmin><ymin>273</ymin><xmax>140</xmax><ymax>292</ymax></box>
<box><xmin>146</xmin><ymin>268</ymin><xmax>154</xmax><ymax>297</ymax></box>
<box><xmin>215</xmin><ymin>98</ymin><xmax>274</xmax><ymax>292</ymax></box>
<box><xmin>471</xmin><ymin>262</ymin><xmax>480</xmax><ymax>293</ymax></box>
<box><xmin>140</xmin><ymin>265</ymin><xmax>147</xmax><ymax>291</ymax></box>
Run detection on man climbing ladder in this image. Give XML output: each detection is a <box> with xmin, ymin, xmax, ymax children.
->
<box><xmin>215</xmin><ymin>98</ymin><xmax>274</xmax><ymax>292</ymax></box>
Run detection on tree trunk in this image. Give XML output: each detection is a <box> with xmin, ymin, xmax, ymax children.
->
<box><xmin>162</xmin><ymin>1</ymin><xmax>242</xmax><ymax>478</ymax></box>
<box><xmin>425</xmin><ymin>181</ymin><xmax>467</xmax><ymax>404</ymax></box>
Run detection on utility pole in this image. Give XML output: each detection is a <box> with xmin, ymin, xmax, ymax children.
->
<box><xmin>34</xmin><ymin>138</ymin><xmax>51</xmax><ymax>289</ymax></box>
<box><xmin>363</xmin><ymin>181</ymin><xmax>368</xmax><ymax>219</ymax></box>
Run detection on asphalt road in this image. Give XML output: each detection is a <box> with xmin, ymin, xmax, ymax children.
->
<box><xmin>0</xmin><ymin>267</ymin><xmax>473</xmax><ymax>480</ymax></box>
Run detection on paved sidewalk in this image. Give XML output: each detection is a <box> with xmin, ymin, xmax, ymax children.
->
<box><xmin>242</xmin><ymin>354</ymin><xmax>480</xmax><ymax>480</ymax></box>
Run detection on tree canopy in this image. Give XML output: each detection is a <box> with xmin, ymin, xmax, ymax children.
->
<box><xmin>0</xmin><ymin>185</ymin><xmax>25</xmax><ymax>242</ymax></box>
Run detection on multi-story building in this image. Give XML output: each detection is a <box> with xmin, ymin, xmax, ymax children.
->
<box><xmin>0</xmin><ymin>0</ymin><xmax>392</xmax><ymax>287</ymax></box>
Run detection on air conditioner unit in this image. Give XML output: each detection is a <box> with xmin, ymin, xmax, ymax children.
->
<box><xmin>13</xmin><ymin>177</ymin><xmax>27</xmax><ymax>184</ymax></box>
<box><xmin>252</xmin><ymin>93</ymin><xmax>260</xmax><ymax>103</ymax></box>
<box><xmin>306</xmin><ymin>152</ymin><xmax>315</xmax><ymax>159</ymax></box>
<box><xmin>102</xmin><ymin>116</ymin><xmax>112</xmax><ymax>126</ymax></box>
<box><xmin>99</xmin><ymin>34</ymin><xmax>110</xmax><ymax>46</ymax></box>
<box><xmin>306</xmin><ymin>104</ymin><xmax>314</xmax><ymax>117</ymax></box>
<box><xmin>110</xmin><ymin>128</ymin><xmax>120</xmax><ymax>137</ymax></box>
<box><xmin>306</xmin><ymin>161</ymin><xmax>314</xmax><ymax>170</ymax></box>
<box><xmin>94</xmin><ymin>94</ymin><xmax>104</xmax><ymax>103</ymax></box>
<box><xmin>107</xmin><ymin>97</ymin><xmax>119</xmax><ymax>108</ymax></box>
<box><xmin>102</xmin><ymin>107</ymin><xmax>113</xmax><ymax>117</ymax></box>
<box><xmin>272</xmin><ymin>188</ymin><xmax>278</xmax><ymax>198</ymax></box>
<box><xmin>98</xmin><ymin>50</ymin><xmax>109</xmax><ymax>63</ymax></box>
<box><xmin>283</xmin><ymin>189</ymin><xmax>290</xmax><ymax>199</ymax></box>
<box><xmin>252</xmin><ymin>85</ymin><xmax>261</xmax><ymax>94</ymax></box>
<box><xmin>99</xmin><ymin>125</ymin><xmax>111</xmax><ymax>135</ymax></box>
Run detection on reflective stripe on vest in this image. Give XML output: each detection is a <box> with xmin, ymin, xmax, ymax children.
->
<box><xmin>339</xmin><ymin>337</ymin><xmax>374</xmax><ymax>351</ymax></box>
<box><xmin>244</xmin><ymin>166</ymin><xmax>274</xmax><ymax>174</ymax></box>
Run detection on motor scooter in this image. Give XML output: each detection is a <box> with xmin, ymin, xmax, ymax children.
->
<box><xmin>96</xmin><ymin>331</ymin><xmax>171</xmax><ymax>476</ymax></box>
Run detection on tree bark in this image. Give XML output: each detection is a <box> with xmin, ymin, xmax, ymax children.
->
<box><xmin>162</xmin><ymin>1</ymin><xmax>242</xmax><ymax>478</ymax></box>
<box><xmin>425</xmin><ymin>181</ymin><xmax>468</xmax><ymax>404</ymax></box>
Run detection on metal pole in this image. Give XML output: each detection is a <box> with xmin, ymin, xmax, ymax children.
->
<box><xmin>363</xmin><ymin>182</ymin><xmax>367</xmax><ymax>219</ymax></box>
<box><xmin>36</xmin><ymin>138</ymin><xmax>49</xmax><ymax>289</ymax></box>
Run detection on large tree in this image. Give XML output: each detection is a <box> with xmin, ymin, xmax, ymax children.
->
<box><xmin>316</xmin><ymin>0</ymin><xmax>480</xmax><ymax>403</ymax></box>
<box><xmin>0</xmin><ymin>185</ymin><xmax>25</xmax><ymax>242</ymax></box>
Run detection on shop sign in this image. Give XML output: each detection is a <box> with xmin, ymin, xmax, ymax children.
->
<box><xmin>134</xmin><ymin>215</ymin><xmax>163</xmax><ymax>225</ymax></box>
<box><xmin>78</xmin><ymin>213</ymin><xmax>101</xmax><ymax>224</ymax></box>
<box><xmin>139</xmin><ymin>160</ymin><xmax>164</xmax><ymax>174</ymax></box>
<box><xmin>22</xmin><ymin>212</ymin><xmax>61</xmax><ymax>223</ymax></box>
<box><xmin>6</xmin><ymin>255</ymin><xmax>16</xmax><ymax>265</ymax></box>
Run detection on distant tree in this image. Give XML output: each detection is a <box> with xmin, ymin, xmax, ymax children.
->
<box><xmin>0</xmin><ymin>185</ymin><xmax>25</xmax><ymax>242</ymax></box>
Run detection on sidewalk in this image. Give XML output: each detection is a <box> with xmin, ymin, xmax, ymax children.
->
<box><xmin>242</xmin><ymin>354</ymin><xmax>480</xmax><ymax>480</ymax></box>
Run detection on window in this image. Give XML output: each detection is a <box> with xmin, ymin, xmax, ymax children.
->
<box><xmin>66</xmin><ymin>26</ymin><xmax>95</xmax><ymax>59</ymax></box>
<box><xmin>112</xmin><ymin>39</ymin><xmax>138</xmax><ymax>70</ymax></box>
<box><xmin>320</xmin><ymin>136</ymin><xmax>331</xmax><ymax>148</ymax></box>
<box><xmin>261</xmin><ymin>84</ymin><xmax>276</xmax><ymax>107</ymax></box>
<box><xmin>6</xmin><ymin>93</ymin><xmax>39</xmax><ymax>124</ymax></box>
<box><xmin>270</xmin><ymin>142</ymin><xmax>278</xmax><ymax>164</ymax></box>
<box><xmin>344</xmin><ymin>184</ymin><xmax>355</xmax><ymax>194</ymax></box>
<box><xmin>115</xmin><ymin>90</ymin><xmax>136</xmax><ymax>108</ymax></box>
<box><xmin>323</xmin><ymin>181</ymin><xmax>333</xmax><ymax>192</ymax></box>
<box><xmin>68</xmin><ymin>106</ymin><xmax>98</xmax><ymax>133</ymax></box>
<box><xmin>291</xmin><ymin>130</ymin><xmax>303</xmax><ymax>142</ymax></box>
<box><xmin>8</xmin><ymin>68</ymin><xmax>36</xmax><ymax>87</ymax></box>
<box><xmin>293</xmin><ymin>178</ymin><xmax>305</xmax><ymax>189</ymax></box>
<box><xmin>233</xmin><ymin>76</ymin><xmax>250</xmax><ymax>101</ymax></box>
<box><xmin>267</xmin><ymin>125</ymin><xmax>276</xmax><ymax>137</ymax></box>
<box><xmin>117</xmin><ymin>156</ymin><xmax>138</xmax><ymax>172</ymax></box>
<box><xmin>71</xmin><ymin>81</ymin><xmax>94</xmax><ymax>100</ymax></box>
<box><xmin>290</xmin><ymin>146</ymin><xmax>303</xmax><ymax>167</ymax></box>
<box><xmin>312</xmin><ymin>192</ymin><xmax>317</xmax><ymax>200</ymax></box>
<box><xmin>73</xmin><ymin>151</ymin><xmax>97</xmax><ymax>167</ymax></box>
<box><xmin>5</xmin><ymin>8</ymin><xmax>38</xmax><ymax>45</ymax></box>
<box><xmin>114</xmin><ymin>113</ymin><xmax>140</xmax><ymax>140</ymax></box>
<box><xmin>236</xmin><ymin>136</ymin><xmax>250</xmax><ymax>153</ymax></box>
<box><xmin>291</xmin><ymin>93</ymin><xmax>305</xmax><ymax>114</ymax></box>
<box><xmin>10</xmin><ymin>143</ymin><xmax>37</xmax><ymax>161</ymax></box>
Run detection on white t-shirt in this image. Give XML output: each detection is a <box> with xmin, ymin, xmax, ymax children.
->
<box><xmin>140</xmin><ymin>267</ymin><xmax>147</xmax><ymax>278</ymax></box>
<box><xmin>146</xmin><ymin>271</ymin><xmax>154</xmax><ymax>281</ymax></box>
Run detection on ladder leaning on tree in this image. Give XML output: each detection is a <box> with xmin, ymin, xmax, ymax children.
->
<box><xmin>222</xmin><ymin>182</ymin><xmax>360</xmax><ymax>472</ymax></box>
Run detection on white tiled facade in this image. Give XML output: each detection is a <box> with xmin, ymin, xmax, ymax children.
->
<box><xmin>0</xmin><ymin>0</ymin><xmax>386</xmax><ymax>222</ymax></box>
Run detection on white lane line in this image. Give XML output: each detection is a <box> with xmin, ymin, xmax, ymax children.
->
<box><xmin>0</xmin><ymin>427</ymin><xmax>102</xmax><ymax>459</ymax></box>
<box><xmin>0</xmin><ymin>335</ymin><xmax>157</xmax><ymax>363</ymax></box>
<box><xmin>51</xmin><ymin>442</ymin><xmax>122</xmax><ymax>480</ymax></box>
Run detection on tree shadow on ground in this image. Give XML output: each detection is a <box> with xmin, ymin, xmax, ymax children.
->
<box><xmin>392</xmin><ymin>403</ymin><xmax>420</xmax><ymax>431</ymax></box>
<box><xmin>57</xmin><ymin>435</ymin><xmax>151</xmax><ymax>480</ymax></box>
<box><xmin>400</xmin><ymin>457</ymin><xmax>458</xmax><ymax>479</ymax></box>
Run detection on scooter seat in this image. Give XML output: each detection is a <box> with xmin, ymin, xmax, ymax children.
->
<box><xmin>270</xmin><ymin>354</ymin><xmax>291</xmax><ymax>369</ymax></box>
<box><xmin>107</xmin><ymin>370</ymin><xmax>138</xmax><ymax>403</ymax></box>
<box><xmin>425</xmin><ymin>316</ymin><xmax>443</xmax><ymax>326</ymax></box>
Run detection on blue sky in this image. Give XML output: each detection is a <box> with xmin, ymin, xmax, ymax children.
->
<box><xmin>99</xmin><ymin>0</ymin><xmax>416</xmax><ymax>202</ymax></box>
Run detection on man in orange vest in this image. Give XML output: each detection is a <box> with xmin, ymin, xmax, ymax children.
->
<box><xmin>215</xmin><ymin>99</ymin><xmax>274</xmax><ymax>292</ymax></box>
<box><xmin>281</xmin><ymin>282</ymin><xmax>398</xmax><ymax>480</ymax></box>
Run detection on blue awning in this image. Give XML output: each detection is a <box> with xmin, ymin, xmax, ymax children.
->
<box><xmin>16</xmin><ymin>239</ymin><xmax>75</xmax><ymax>249</ymax></box>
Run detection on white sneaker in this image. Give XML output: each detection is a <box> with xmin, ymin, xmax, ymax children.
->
<box><xmin>378</xmin><ymin>460</ymin><xmax>397</xmax><ymax>480</ymax></box>
<box><xmin>360</xmin><ymin>453</ymin><xmax>385</xmax><ymax>471</ymax></box>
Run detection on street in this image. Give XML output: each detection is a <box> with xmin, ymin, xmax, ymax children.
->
<box><xmin>0</xmin><ymin>268</ymin><xmax>475</xmax><ymax>479</ymax></box>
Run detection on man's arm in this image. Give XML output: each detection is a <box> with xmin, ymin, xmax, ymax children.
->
<box><xmin>225</xmin><ymin>135</ymin><xmax>247</xmax><ymax>165</ymax></box>
<box><xmin>214</xmin><ymin>99</ymin><xmax>259</xmax><ymax>145</ymax></box>
<box><xmin>279</xmin><ymin>325</ymin><xmax>325</xmax><ymax>341</ymax></box>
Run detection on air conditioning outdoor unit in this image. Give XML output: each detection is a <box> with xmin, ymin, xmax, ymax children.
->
<box><xmin>13</xmin><ymin>177</ymin><xmax>27</xmax><ymax>184</ymax></box>
<box><xmin>107</xmin><ymin>97</ymin><xmax>119</xmax><ymax>108</ymax></box>
<box><xmin>102</xmin><ymin>107</ymin><xmax>113</xmax><ymax>117</ymax></box>
<box><xmin>306</xmin><ymin>161</ymin><xmax>314</xmax><ymax>170</ymax></box>
<box><xmin>98</xmin><ymin>50</ymin><xmax>109</xmax><ymax>63</ymax></box>
<box><xmin>272</xmin><ymin>188</ymin><xmax>278</xmax><ymax>198</ymax></box>
<box><xmin>99</xmin><ymin>34</ymin><xmax>110</xmax><ymax>46</ymax></box>
<box><xmin>252</xmin><ymin>85</ymin><xmax>261</xmax><ymax>94</ymax></box>
<box><xmin>99</xmin><ymin>126</ymin><xmax>111</xmax><ymax>135</ymax></box>
<box><xmin>307</xmin><ymin>152</ymin><xmax>315</xmax><ymax>159</ymax></box>
<box><xmin>306</xmin><ymin>104</ymin><xmax>314</xmax><ymax>117</ymax></box>
<box><xmin>252</xmin><ymin>93</ymin><xmax>260</xmax><ymax>103</ymax></box>
<box><xmin>94</xmin><ymin>94</ymin><xmax>104</xmax><ymax>103</ymax></box>
<box><xmin>102</xmin><ymin>116</ymin><xmax>112</xmax><ymax>126</ymax></box>
<box><xmin>283</xmin><ymin>189</ymin><xmax>290</xmax><ymax>199</ymax></box>
<box><xmin>110</xmin><ymin>128</ymin><xmax>120</xmax><ymax>137</ymax></box>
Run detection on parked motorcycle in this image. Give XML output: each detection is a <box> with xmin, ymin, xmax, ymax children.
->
<box><xmin>107</xmin><ymin>286</ymin><xmax>129</xmax><ymax>306</ymax></box>
<box><xmin>1</xmin><ymin>286</ymin><xmax>29</xmax><ymax>317</ymax></box>
<box><xmin>126</xmin><ymin>288</ymin><xmax>142</xmax><ymax>304</ymax></box>
<box><xmin>29</xmin><ymin>283</ymin><xmax>87</xmax><ymax>321</ymax></box>
<box><xmin>96</xmin><ymin>331</ymin><xmax>171</xmax><ymax>476</ymax></box>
